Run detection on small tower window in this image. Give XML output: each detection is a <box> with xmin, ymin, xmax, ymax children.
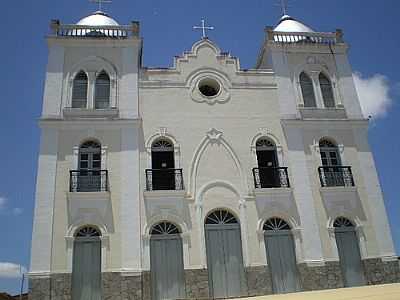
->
<box><xmin>94</xmin><ymin>71</ymin><xmax>111</xmax><ymax>109</ymax></box>
<box><xmin>319</xmin><ymin>73</ymin><xmax>335</xmax><ymax>108</ymax></box>
<box><xmin>300</xmin><ymin>72</ymin><xmax>316</xmax><ymax>107</ymax></box>
<box><xmin>319</xmin><ymin>139</ymin><xmax>341</xmax><ymax>167</ymax></box>
<box><xmin>72</xmin><ymin>71</ymin><xmax>88</xmax><ymax>108</ymax></box>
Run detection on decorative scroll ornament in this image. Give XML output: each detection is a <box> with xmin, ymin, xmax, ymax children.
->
<box><xmin>206</xmin><ymin>128</ymin><xmax>223</xmax><ymax>142</ymax></box>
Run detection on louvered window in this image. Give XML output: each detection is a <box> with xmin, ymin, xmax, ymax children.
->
<box><xmin>319</xmin><ymin>73</ymin><xmax>335</xmax><ymax>108</ymax></box>
<box><xmin>94</xmin><ymin>71</ymin><xmax>110</xmax><ymax>109</ymax></box>
<box><xmin>300</xmin><ymin>72</ymin><xmax>316</xmax><ymax>107</ymax></box>
<box><xmin>72</xmin><ymin>71</ymin><xmax>88</xmax><ymax>108</ymax></box>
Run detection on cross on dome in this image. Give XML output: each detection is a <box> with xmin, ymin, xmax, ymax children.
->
<box><xmin>193</xmin><ymin>19</ymin><xmax>215</xmax><ymax>39</ymax></box>
<box><xmin>90</xmin><ymin>0</ymin><xmax>112</xmax><ymax>11</ymax></box>
<box><xmin>275</xmin><ymin>0</ymin><xmax>290</xmax><ymax>15</ymax></box>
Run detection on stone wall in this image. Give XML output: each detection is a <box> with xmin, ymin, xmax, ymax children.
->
<box><xmin>298</xmin><ymin>261</ymin><xmax>344</xmax><ymax>291</ymax></box>
<box><xmin>246</xmin><ymin>266</ymin><xmax>272</xmax><ymax>296</ymax></box>
<box><xmin>363</xmin><ymin>258</ymin><xmax>400</xmax><ymax>285</ymax></box>
<box><xmin>28</xmin><ymin>261</ymin><xmax>400</xmax><ymax>300</ymax></box>
<box><xmin>184</xmin><ymin>269</ymin><xmax>209</xmax><ymax>299</ymax></box>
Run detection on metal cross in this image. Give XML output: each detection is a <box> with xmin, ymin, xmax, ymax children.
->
<box><xmin>275</xmin><ymin>0</ymin><xmax>289</xmax><ymax>15</ymax></box>
<box><xmin>90</xmin><ymin>0</ymin><xmax>112</xmax><ymax>11</ymax></box>
<box><xmin>193</xmin><ymin>19</ymin><xmax>214</xmax><ymax>39</ymax></box>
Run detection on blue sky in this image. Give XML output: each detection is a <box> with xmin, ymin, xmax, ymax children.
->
<box><xmin>0</xmin><ymin>0</ymin><xmax>399</xmax><ymax>295</ymax></box>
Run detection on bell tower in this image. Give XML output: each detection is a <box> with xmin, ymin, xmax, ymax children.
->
<box><xmin>30</xmin><ymin>9</ymin><xmax>144</xmax><ymax>299</ymax></box>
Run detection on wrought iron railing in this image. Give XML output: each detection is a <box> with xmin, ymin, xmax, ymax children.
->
<box><xmin>252</xmin><ymin>167</ymin><xmax>290</xmax><ymax>189</ymax></box>
<box><xmin>50</xmin><ymin>20</ymin><xmax>140</xmax><ymax>39</ymax></box>
<box><xmin>318</xmin><ymin>166</ymin><xmax>355</xmax><ymax>187</ymax></box>
<box><xmin>145</xmin><ymin>169</ymin><xmax>184</xmax><ymax>191</ymax></box>
<box><xmin>70</xmin><ymin>170</ymin><xmax>109</xmax><ymax>192</ymax></box>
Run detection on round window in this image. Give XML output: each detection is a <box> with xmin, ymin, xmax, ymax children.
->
<box><xmin>198</xmin><ymin>78</ymin><xmax>220</xmax><ymax>97</ymax></box>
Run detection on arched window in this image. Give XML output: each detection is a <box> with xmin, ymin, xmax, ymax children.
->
<box><xmin>263</xmin><ymin>218</ymin><xmax>300</xmax><ymax>293</ymax></box>
<box><xmin>333</xmin><ymin>217</ymin><xmax>365</xmax><ymax>287</ymax></box>
<box><xmin>76</xmin><ymin>141</ymin><xmax>102</xmax><ymax>192</ymax></box>
<box><xmin>72</xmin><ymin>226</ymin><xmax>102</xmax><ymax>300</ymax></box>
<box><xmin>72</xmin><ymin>71</ymin><xmax>88</xmax><ymax>108</ymax></box>
<box><xmin>300</xmin><ymin>72</ymin><xmax>316</xmax><ymax>107</ymax></box>
<box><xmin>319</xmin><ymin>73</ymin><xmax>335</xmax><ymax>108</ymax></box>
<box><xmin>150</xmin><ymin>221</ymin><xmax>185</xmax><ymax>300</ymax></box>
<box><xmin>205</xmin><ymin>210</ymin><xmax>238</xmax><ymax>225</ymax></box>
<box><xmin>94</xmin><ymin>71</ymin><xmax>111</xmax><ymax>109</ymax></box>
<box><xmin>255</xmin><ymin>138</ymin><xmax>283</xmax><ymax>188</ymax></box>
<box><xmin>263</xmin><ymin>217</ymin><xmax>291</xmax><ymax>231</ymax></box>
<box><xmin>150</xmin><ymin>221</ymin><xmax>181</xmax><ymax>235</ymax></box>
<box><xmin>204</xmin><ymin>209</ymin><xmax>246</xmax><ymax>298</ymax></box>
<box><xmin>319</xmin><ymin>139</ymin><xmax>341</xmax><ymax>167</ymax></box>
<box><xmin>149</xmin><ymin>139</ymin><xmax>176</xmax><ymax>190</ymax></box>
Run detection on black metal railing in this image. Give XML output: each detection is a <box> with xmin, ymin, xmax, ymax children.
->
<box><xmin>318</xmin><ymin>166</ymin><xmax>355</xmax><ymax>187</ymax></box>
<box><xmin>145</xmin><ymin>169</ymin><xmax>184</xmax><ymax>191</ymax></box>
<box><xmin>70</xmin><ymin>170</ymin><xmax>109</xmax><ymax>192</ymax></box>
<box><xmin>252</xmin><ymin>167</ymin><xmax>290</xmax><ymax>189</ymax></box>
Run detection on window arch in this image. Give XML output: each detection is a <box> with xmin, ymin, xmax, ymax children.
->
<box><xmin>319</xmin><ymin>73</ymin><xmax>335</xmax><ymax>108</ymax></box>
<box><xmin>319</xmin><ymin>138</ymin><xmax>341</xmax><ymax>167</ymax></box>
<box><xmin>72</xmin><ymin>71</ymin><xmax>88</xmax><ymax>108</ymax></box>
<box><xmin>263</xmin><ymin>217</ymin><xmax>291</xmax><ymax>231</ymax></box>
<box><xmin>94</xmin><ymin>71</ymin><xmax>111</xmax><ymax>109</ymax></box>
<box><xmin>75</xmin><ymin>225</ymin><xmax>102</xmax><ymax>237</ymax></box>
<box><xmin>150</xmin><ymin>221</ymin><xmax>181</xmax><ymax>235</ymax></box>
<box><xmin>150</xmin><ymin>139</ymin><xmax>176</xmax><ymax>190</ymax></box>
<box><xmin>299</xmin><ymin>72</ymin><xmax>316</xmax><ymax>107</ymax></box>
<box><xmin>205</xmin><ymin>209</ymin><xmax>239</xmax><ymax>225</ymax></box>
<box><xmin>333</xmin><ymin>217</ymin><xmax>354</xmax><ymax>228</ymax></box>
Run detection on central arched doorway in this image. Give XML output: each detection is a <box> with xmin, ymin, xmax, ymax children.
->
<box><xmin>204</xmin><ymin>209</ymin><xmax>247</xmax><ymax>298</ymax></box>
<box><xmin>71</xmin><ymin>226</ymin><xmax>102</xmax><ymax>300</ymax></box>
<box><xmin>263</xmin><ymin>218</ymin><xmax>301</xmax><ymax>293</ymax></box>
<box><xmin>150</xmin><ymin>221</ymin><xmax>186</xmax><ymax>300</ymax></box>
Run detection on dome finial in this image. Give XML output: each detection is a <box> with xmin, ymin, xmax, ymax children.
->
<box><xmin>90</xmin><ymin>0</ymin><xmax>112</xmax><ymax>12</ymax></box>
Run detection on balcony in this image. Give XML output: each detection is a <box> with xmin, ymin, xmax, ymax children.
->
<box><xmin>318</xmin><ymin>166</ymin><xmax>355</xmax><ymax>187</ymax></box>
<box><xmin>70</xmin><ymin>170</ymin><xmax>109</xmax><ymax>192</ymax></box>
<box><xmin>145</xmin><ymin>169</ymin><xmax>184</xmax><ymax>191</ymax></box>
<box><xmin>252</xmin><ymin>167</ymin><xmax>290</xmax><ymax>189</ymax></box>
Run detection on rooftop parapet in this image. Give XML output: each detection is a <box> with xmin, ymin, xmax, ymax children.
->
<box><xmin>49</xmin><ymin>19</ymin><xmax>140</xmax><ymax>39</ymax></box>
<box><xmin>265</xmin><ymin>26</ymin><xmax>344</xmax><ymax>45</ymax></box>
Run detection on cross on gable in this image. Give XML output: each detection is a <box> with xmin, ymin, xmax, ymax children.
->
<box><xmin>90</xmin><ymin>0</ymin><xmax>112</xmax><ymax>11</ymax></box>
<box><xmin>193</xmin><ymin>19</ymin><xmax>215</xmax><ymax>39</ymax></box>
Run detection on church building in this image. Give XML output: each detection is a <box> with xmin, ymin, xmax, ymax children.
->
<box><xmin>29</xmin><ymin>7</ymin><xmax>400</xmax><ymax>300</ymax></box>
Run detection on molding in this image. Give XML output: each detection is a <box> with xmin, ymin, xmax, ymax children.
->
<box><xmin>63</xmin><ymin>108</ymin><xmax>119</xmax><ymax>119</ymax></box>
<box><xmin>143</xmin><ymin>190</ymin><xmax>186</xmax><ymax>200</ymax></box>
<box><xmin>253</xmin><ymin>187</ymin><xmax>293</xmax><ymax>197</ymax></box>
<box><xmin>39</xmin><ymin>118</ymin><xmax>142</xmax><ymax>129</ymax></box>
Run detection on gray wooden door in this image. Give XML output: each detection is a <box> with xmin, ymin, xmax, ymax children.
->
<box><xmin>264</xmin><ymin>231</ymin><xmax>301</xmax><ymax>293</ymax></box>
<box><xmin>150</xmin><ymin>235</ymin><xmax>186</xmax><ymax>300</ymax></box>
<box><xmin>205</xmin><ymin>222</ymin><xmax>247</xmax><ymax>298</ymax></box>
<box><xmin>71</xmin><ymin>237</ymin><xmax>102</xmax><ymax>300</ymax></box>
<box><xmin>335</xmin><ymin>228</ymin><xmax>365</xmax><ymax>287</ymax></box>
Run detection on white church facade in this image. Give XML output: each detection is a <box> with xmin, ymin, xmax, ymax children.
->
<box><xmin>29</xmin><ymin>9</ymin><xmax>400</xmax><ymax>300</ymax></box>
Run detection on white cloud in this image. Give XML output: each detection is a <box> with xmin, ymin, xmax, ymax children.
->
<box><xmin>12</xmin><ymin>208</ymin><xmax>23</xmax><ymax>216</ymax></box>
<box><xmin>0</xmin><ymin>262</ymin><xmax>27</xmax><ymax>278</ymax></box>
<box><xmin>353</xmin><ymin>72</ymin><xmax>394</xmax><ymax>119</ymax></box>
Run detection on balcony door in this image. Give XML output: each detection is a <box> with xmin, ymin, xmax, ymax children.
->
<box><xmin>334</xmin><ymin>217</ymin><xmax>365</xmax><ymax>287</ymax></box>
<box><xmin>150</xmin><ymin>222</ymin><xmax>186</xmax><ymax>300</ymax></box>
<box><xmin>263</xmin><ymin>218</ymin><xmax>301</xmax><ymax>294</ymax></box>
<box><xmin>151</xmin><ymin>139</ymin><xmax>175</xmax><ymax>190</ymax></box>
<box><xmin>78</xmin><ymin>141</ymin><xmax>101</xmax><ymax>192</ymax></box>
<box><xmin>205</xmin><ymin>210</ymin><xmax>247</xmax><ymax>298</ymax></box>
<box><xmin>256</xmin><ymin>138</ymin><xmax>279</xmax><ymax>188</ymax></box>
<box><xmin>72</xmin><ymin>226</ymin><xmax>102</xmax><ymax>300</ymax></box>
<box><xmin>319</xmin><ymin>139</ymin><xmax>344</xmax><ymax>186</ymax></box>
